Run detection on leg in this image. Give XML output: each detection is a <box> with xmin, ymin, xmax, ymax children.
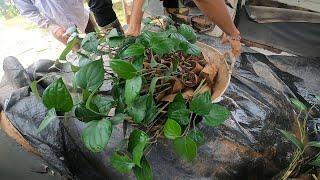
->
<box><xmin>88</xmin><ymin>0</ymin><xmax>117</xmax><ymax>27</ymax></box>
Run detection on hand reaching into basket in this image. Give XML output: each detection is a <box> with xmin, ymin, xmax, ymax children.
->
<box><xmin>221</xmin><ymin>33</ymin><xmax>242</xmax><ymax>57</ymax></box>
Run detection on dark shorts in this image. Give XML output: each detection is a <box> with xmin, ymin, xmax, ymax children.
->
<box><xmin>88</xmin><ymin>0</ymin><xmax>117</xmax><ymax>27</ymax></box>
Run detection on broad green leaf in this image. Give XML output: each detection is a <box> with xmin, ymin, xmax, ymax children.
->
<box><xmin>132</xmin><ymin>56</ymin><xmax>144</xmax><ymax>70</ymax></box>
<box><xmin>203</xmin><ymin>104</ymin><xmax>230</xmax><ymax>127</ymax></box>
<box><xmin>31</xmin><ymin>81</ymin><xmax>41</xmax><ymax>100</ymax></box>
<box><xmin>78</xmin><ymin>54</ymin><xmax>91</xmax><ymax>67</ymax></box>
<box><xmin>186</xmin><ymin>43</ymin><xmax>201</xmax><ymax>56</ymax></box>
<box><xmin>278</xmin><ymin>129</ymin><xmax>304</xmax><ymax>150</ymax></box>
<box><xmin>138</xmin><ymin>31</ymin><xmax>153</xmax><ymax>46</ymax></box>
<box><xmin>110</xmin><ymin>152</ymin><xmax>135</xmax><ymax>173</ymax></box>
<box><xmin>123</xmin><ymin>43</ymin><xmax>145</xmax><ymax>57</ymax></box>
<box><xmin>125</xmin><ymin>76</ymin><xmax>142</xmax><ymax>106</ymax></box>
<box><xmin>177</xmin><ymin>24</ymin><xmax>197</xmax><ymax>43</ymax></box>
<box><xmin>108</xmin><ymin>37</ymin><xmax>125</xmax><ymax>48</ymax></box>
<box><xmin>109</xmin><ymin>59</ymin><xmax>138</xmax><ymax>79</ymax></box>
<box><xmin>37</xmin><ymin>108</ymin><xmax>57</xmax><ymax>133</ymax></box>
<box><xmin>164</xmin><ymin>119</ymin><xmax>181</xmax><ymax>140</ymax></box>
<box><xmin>190</xmin><ymin>91</ymin><xmax>211</xmax><ymax>116</ymax></box>
<box><xmin>168</xmin><ymin>94</ymin><xmax>190</xmax><ymax>125</ymax></box>
<box><xmin>75</xmin><ymin>103</ymin><xmax>102</xmax><ymax>122</ymax></box>
<box><xmin>81</xmin><ymin>32</ymin><xmax>99</xmax><ymax>52</ymax></box>
<box><xmin>128</xmin><ymin>129</ymin><xmax>149</xmax><ymax>152</ymax></box>
<box><xmin>92</xmin><ymin>95</ymin><xmax>114</xmax><ymax>114</ymax></box>
<box><xmin>142</xmin><ymin>17</ymin><xmax>153</xmax><ymax>25</ymax></box>
<box><xmin>132</xmin><ymin>141</ymin><xmax>147</xmax><ymax>167</ymax></box>
<box><xmin>150</xmin><ymin>36</ymin><xmax>174</xmax><ymax>56</ymax></box>
<box><xmin>59</xmin><ymin>38</ymin><xmax>79</xmax><ymax>60</ymax></box>
<box><xmin>42</xmin><ymin>78</ymin><xmax>73</xmax><ymax>112</ymax></box>
<box><xmin>308</xmin><ymin>141</ymin><xmax>320</xmax><ymax>148</ymax></box>
<box><xmin>187</xmin><ymin>130</ymin><xmax>205</xmax><ymax>146</ymax></box>
<box><xmin>109</xmin><ymin>113</ymin><xmax>126</xmax><ymax>125</ymax></box>
<box><xmin>133</xmin><ymin>157</ymin><xmax>153</xmax><ymax>180</ymax></box>
<box><xmin>82</xmin><ymin>119</ymin><xmax>112</xmax><ymax>153</ymax></box>
<box><xmin>75</xmin><ymin>60</ymin><xmax>104</xmax><ymax>91</ymax></box>
<box><xmin>127</xmin><ymin>95</ymin><xmax>148</xmax><ymax>123</ymax></box>
<box><xmin>107</xmin><ymin>28</ymin><xmax>120</xmax><ymax>38</ymax></box>
<box><xmin>170</xmin><ymin>33</ymin><xmax>188</xmax><ymax>42</ymax></box>
<box><xmin>143</xmin><ymin>95</ymin><xmax>157</xmax><ymax>125</ymax></box>
<box><xmin>112</xmin><ymin>83</ymin><xmax>126</xmax><ymax>113</ymax></box>
<box><xmin>173</xmin><ymin>137</ymin><xmax>197</xmax><ymax>162</ymax></box>
<box><xmin>290</xmin><ymin>98</ymin><xmax>307</xmax><ymax>111</ymax></box>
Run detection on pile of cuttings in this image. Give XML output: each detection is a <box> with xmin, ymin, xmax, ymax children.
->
<box><xmin>127</xmin><ymin>50</ymin><xmax>219</xmax><ymax>103</ymax></box>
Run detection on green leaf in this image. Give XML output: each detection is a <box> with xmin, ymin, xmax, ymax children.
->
<box><xmin>127</xmin><ymin>95</ymin><xmax>148</xmax><ymax>123</ymax></box>
<box><xmin>30</xmin><ymin>81</ymin><xmax>41</xmax><ymax>100</ymax></box>
<box><xmin>190</xmin><ymin>91</ymin><xmax>211</xmax><ymax>116</ymax></box>
<box><xmin>290</xmin><ymin>98</ymin><xmax>307</xmax><ymax>111</ymax></box>
<box><xmin>185</xmin><ymin>43</ymin><xmax>201</xmax><ymax>56</ymax></box>
<box><xmin>108</xmin><ymin>37</ymin><xmax>125</xmax><ymax>48</ymax></box>
<box><xmin>149</xmin><ymin>77</ymin><xmax>159</xmax><ymax>95</ymax></box>
<box><xmin>109</xmin><ymin>59</ymin><xmax>138</xmax><ymax>79</ymax></box>
<box><xmin>37</xmin><ymin>108</ymin><xmax>57</xmax><ymax>133</ymax></box>
<box><xmin>70</xmin><ymin>63</ymin><xmax>80</xmax><ymax>73</ymax></box>
<box><xmin>308</xmin><ymin>141</ymin><xmax>320</xmax><ymax>148</ymax></box>
<box><xmin>67</xmin><ymin>32</ymin><xmax>78</xmax><ymax>44</ymax></box>
<box><xmin>81</xmin><ymin>32</ymin><xmax>99</xmax><ymax>52</ymax></box>
<box><xmin>173</xmin><ymin>137</ymin><xmax>197</xmax><ymax>162</ymax></box>
<box><xmin>109</xmin><ymin>113</ymin><xmax>126</xmax><ymax>125</ymax></box>
<box><xmin>92</xmin><ymin>95</ymin><xmax>114</xmax><ymax>114</ymax></box>
<box><xmin>203</xmin><ymin>104</ymin><xmax>230</xmax><ymax>127</ymax></box>
<box><xmin>75</xmin><ymin>60</ymin><xmax>104</xmax><ymax>91</ymax></box>
<box><xmin>78</xmin><ymin>54</ymin><xmax>91</xmax><ymax>67</ymax></box>
<box><xmin>82</xmin><ymin>119</ymin><xmax>113</xmax><ymax>153</ymax></box>
<box><xmin>107</xmin><ymin>28</ymin><xmax>120</xmax><ymax>38</ymax></box>
<box><xmin>132</xmin><ymin>56</ymin><xmax>144</xmax><ymax>71</ymax></box>
<box><xmin>150</xmin><ymin>36</ymin><xmax>174</xmax><ymax>56</ymax></box>
<box><xmin>164</xmin><ymin>119</ymin><xmax>182</xmax><ymax>140</ymax></box>
<box><xmin>42</xmin><ymin>78</ymin><xmax>73</xmax><ymax>112</ymax></box>
<box><xmin>310</xmin><ymin>155</ymin><xmax>320</xmax><ymax>166</ymax></box>
<box><xmin>278</xmin><ymin>129</ymin><xmax>304</xmax><ymax>150</ymax></box>
<box><xmin>125</xmin><ymin>76</ymin><xmax>142</xmax><ymax>106</ymax></box>
<box><xmin>75</xmin><ymin>103</ymin><xmax>102</xmax><ymax>122</ymax></box>
<box><xmin>177</xmin><ymin>24</ymin><xmax>197</xmax><ymax>43</ymax></box>
<box><xmin>170</xmin><ymin>33</ymin><xmax>188</xmax><ymax>42</ymax></box>
<box><xmin>123</xmin><ymin>43</ymin><xmax>145</xmax><ymax>57</ymax></box>
<box><xmin>59</xmin><ymin>38</ymin><xmax>79</xmax><ymax>60</ymax></box>
<box><xmin>144</xmin><ymin>95</ymin><xmax>157</xmax><ymax>124</ymax></box>
<box><xmin>168</xmin><ymin>94</ymin><xmax>190</xmax><ymax>125</ymax></box>
<box><xmin>110</xmin><ymin>152</ymin><xmax>135</xmax><ymax>173</ymax></box>
<box><xmin>316</xmin><ymin>96</ymin><xmax>320</xmax><ymax>102</ymax></box>
<box><xmin>187</xmin><ymin>130</ymin><xmax>205</xmax><ymax>146</ymax></box>
<box><xmin>128</xmin><ymin>129</ymin><xmax>149</xmax><ymax>152</ymax></box>
<box><xmin>132</xmin><ymin>141</ymin><xmax>147</xmax><ymax>167</ymax></box>
<box><xmin>133</xmin><ymin>157</ymin><xmax>153</xmax><ymax>180</ymax></box>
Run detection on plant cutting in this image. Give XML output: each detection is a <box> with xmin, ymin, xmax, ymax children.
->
<box><xmin>31</xmin><ymin>17</ymin><xmax>231</xmax><ymax>180</ymax></box>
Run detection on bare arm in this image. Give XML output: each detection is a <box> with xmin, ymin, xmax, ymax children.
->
<box><xmin>193</xmin><ymin>0</ymin><xmax>240</xmax><ymax>37</ymax></box>
<box><xmin>126</xmin><ymin>0</ymin><xmax>145</xmax><ymax>36</ymax></box>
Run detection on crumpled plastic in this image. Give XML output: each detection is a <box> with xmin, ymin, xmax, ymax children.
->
<box><xmin>0</xmin><ymin>41</ymin><xmax>319</xmax><ymax>179</ymax></box>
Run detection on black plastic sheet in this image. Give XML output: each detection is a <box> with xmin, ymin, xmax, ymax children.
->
<box><xmin>0</xmin><ymin>48</ymin><xmax>319</xmax><ymax>179</ymax></box>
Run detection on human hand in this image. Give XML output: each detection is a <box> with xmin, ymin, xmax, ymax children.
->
<box><xmin>221</xmin><ymin>33</ymin><xmax>241</xmax><ymax>57</ymax></box>
<box><xmin>49</xmin><ymin>25</ymin><xmax>69</xmax><ymax>45</ymax></box>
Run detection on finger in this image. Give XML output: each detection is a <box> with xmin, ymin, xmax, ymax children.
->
<box><xmin>221</xmin><ymin>33</ymin><xmax>228</xmax><ymax>44</ymax></box>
